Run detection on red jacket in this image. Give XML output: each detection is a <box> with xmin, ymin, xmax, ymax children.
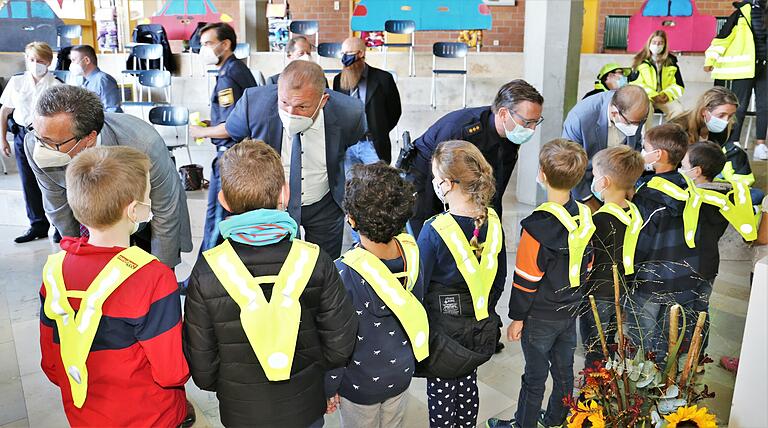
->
<box><xmin>39</xmin><ymin>237</ymin><xmax>188</xmax><ymax>427</ymax></box>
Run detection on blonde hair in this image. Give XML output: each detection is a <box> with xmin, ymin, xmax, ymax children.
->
<box><xmin>66</xmin><ymin>146</ymin><xmax>150</xmax><ymax>229</ymax></box>
<box><xmin>632</xmin><ymin>30</ymin><xmax>671</xmax><ymax>70</ymax></box>
<box><xmin>671</xmin><ymin>87</ymin><xmax>739</xmax><ymax>145</ymax></box>
<box><xmin>220</xmin><ymin>139</ymin><xmax>285</xmax><ymax>214</ymax></box>
<box><xmin>25</xmin><ymin>41</ymin><xmax>53</xmax><ymax>63</ymax></box>
<box><xmin>539</xmin><ymin>139</ymin><xmax>588</xmax><ymax>191</ymax></box>
<box><xmin>592</xmin><ymin>146</ymin><xmax>645</xmax><ymax>191</ymax></box>
<box><xmin>432</xmin><ymin>140</ymin><xmax>496</xmax><ymax>259</ymax></box>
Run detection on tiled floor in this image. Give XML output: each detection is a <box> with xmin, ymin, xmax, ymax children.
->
<box><xmin>0</xmin><ymin>206</ymin><xmax>752</xmax><ymax>427</ymax></box>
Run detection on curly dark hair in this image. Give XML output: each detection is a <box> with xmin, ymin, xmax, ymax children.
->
<box><xmin>343</xmin><ymin>162</ymin><xmax>415</xmax><ymax>244</ymax></box>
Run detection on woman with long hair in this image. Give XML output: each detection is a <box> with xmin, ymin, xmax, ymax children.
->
<box><xmin>630</xmin><ymin>30</ymin><xmax>685</xmax><ymax>121</ymax></box>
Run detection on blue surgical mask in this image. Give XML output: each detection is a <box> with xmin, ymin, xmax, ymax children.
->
<box><xmin>591</xmin><ymin>177</ymin><xmax>605</xmax><ymax>202</ymax></box>
<box><xmin>705</xmin><ymin>114</ymin><xmax>729</xmax><ymax>134</ymax></box>
<box><xmin>616</xmin><ymin>75</ymin><xmax>628</xmax><ymax>88</ymax></box>
<box><xmin>503</xmin><ymin>115</ymin><xmax>535</xmax><ymax>145</ymax></box>
<box><xmin>341</xmin><ymin>53</ymin><xmax>359</xmax><ymax>67</ymax></box>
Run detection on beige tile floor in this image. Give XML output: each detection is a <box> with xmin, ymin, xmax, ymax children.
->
<box><xmin>0</xmin><ymin>215</ymin><xmax>752</xmax><ymax>428</ymax></box>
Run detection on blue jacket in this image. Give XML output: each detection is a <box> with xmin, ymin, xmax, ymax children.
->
<box><xmin>225</xmin><ymin>85</ymin><xmax>367</xmax><ymax>209</ymax></box>
<box><xmin>562</xmin><ymin>91</ymin><xmax>643</xmax><ymax>201</ymax></box>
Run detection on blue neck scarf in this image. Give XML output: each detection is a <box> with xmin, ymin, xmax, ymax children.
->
<box><xmin>219</xmin><ymin>209</ymin><xmax>298</xmax><ymax>247</ymax></box>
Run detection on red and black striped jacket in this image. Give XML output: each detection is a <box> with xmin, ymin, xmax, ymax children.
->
<box><xmin>39</xmin><ymin>237</ymin><xmax>188</xmax><ymax>427</ymax></box>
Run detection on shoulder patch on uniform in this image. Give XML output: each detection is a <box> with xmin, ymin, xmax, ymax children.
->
<box><xmin>463</xmin><ymin>122</ymin><xmax>483</xmax><ymax>137</ymax></box>
<box><xmin>218</xmin><ymin>88</ymin><xmax>234</xmax><ymax>107</ymax></box>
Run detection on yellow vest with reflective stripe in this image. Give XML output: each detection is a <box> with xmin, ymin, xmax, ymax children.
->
<box><xmin>595</xmin><ymin>201</ymin><xmax>643</xmax><ymax>275</ymax></box>
<box><xmin>692</xmin><ymin>179</ymin><xmax>758</xmax><ymax>242</ymax></box>
<box><xmin>340</xmin><ymin>234</ymin><xmax>430</xmax><ymax>361</ymax></box>
<box><xmin>204</xmin><ymin>239</ymin><xmax>319</xmax><ymax>381</ymax></box>
<box><xmin>705</xmin><ymin>4</ymin><xmax>755</xmax><ymax>80</ymax></box>
<box><xmin>535</xmin><ymin>202</ymin><xmax>596</xmax><ymax>287</ymax></box>
<box><xmin>647</xmin><ymin>175</ymin><xmax>701</xmax><ymax>248</ymax></box>
<box><xmin>42</xmin><ymin>246</ymin><xmax>156</xmax><ymax>408</ymax></box>
<box><xmin>632</xmin><ymin>60</ymin><xmax>684</xmax><ymax>101</ymax></box>
<box><xmin>720</xmin><ymin>158</ymin><xmax>755</xmax><ymax>187</ymax></box>
<box><xmin>431</xmin><ymin>209</ymin><xmax>502</xmax><ymax>321</ymax></box>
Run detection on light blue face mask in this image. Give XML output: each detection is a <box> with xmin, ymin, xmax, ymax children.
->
<box><xmin>590</xmin><ymin>176</ymin><xmax>605</xmax><ymax>202</ymax></box>
<box><xmin>705</xmin><ymin>114</ymin><xmax>729</xmax><ymax>134</ymax></box>
<box><xmin>616</xmin><ymin>75</ymin><xmax>628</xmax><ymax>88</ymax></box>
<box><xmin>503</xmin><ymin>113</ymin><xmax>535</xmax><ymax>145</ymax></box>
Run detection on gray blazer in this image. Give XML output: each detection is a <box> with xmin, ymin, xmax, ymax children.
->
<box><xmin>24</xmin><ymin>112</ymin><xmax>193</xmax><ymax>268</ymax></box>
<box><xmin>562</xmin><ymin>90</ymin><xmax>644</xmax><ymax>201</ymax></box>
<box><xmin>224</xmin><ymin>85</ymin><xmax>367</xmax><ymax>209</ymax></box>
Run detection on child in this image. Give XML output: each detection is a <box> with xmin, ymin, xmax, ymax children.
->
<box><xmin>39</xmin><ymin>146</ymin><xmax>189</xmax><ymax>427</ymax></box>
<box><xmin>490</xmin><ymin>139</ymin><xmax>592</xmax><ymax>428</ymax></box>
<box><xmin>326</xmin><ymin>162</ymin><xmax>428</xmax><ymax>427</ymax></box>
<box><xmin>183</xmin><ymin>139</ymin><xmax>358</xmax><ymax>428</ymax></box>
<box><xmin>581</xmin><ymin>145</ymin><xmax>645</xmax><ymax>370</ymax></box>
<box><xmin>629</xmin><ymin>123</ymin><xmax>702</xmax><ymax>363</ymax></box>
<box><xmin>416</xmin><ymin>140</ymin><xmax>506</xmax><ymax>427</ymax></box>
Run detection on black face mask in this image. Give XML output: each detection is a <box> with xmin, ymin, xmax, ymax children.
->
<box><xmin>341</xmin><ymin>53</ymin><xmax>359</xmax><ymax>67</ymax></box>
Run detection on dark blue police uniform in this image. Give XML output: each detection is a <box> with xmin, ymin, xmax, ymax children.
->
<box><xmin>202</xmin><ymin>54</ymin><xmax>258</xmax><ymax>251</ymax></box>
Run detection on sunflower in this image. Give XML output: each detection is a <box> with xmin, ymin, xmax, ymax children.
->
<box><xmin>567</xmin><ymin>400</ymin><xmax>606</xmax><ymax>428</ymax></box>
<box><xmin>663</xmin><ymin>405</ymin><xmax>717</xmax><ymax>428</ymax></box>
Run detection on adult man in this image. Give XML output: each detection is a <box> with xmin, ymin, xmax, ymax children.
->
<box><xmin>562</xmin><ymin>85</ymin><xmax>649</xmax><ymax>209</ymax></box>
<box><xmin>333</xmin><ymin>37</ymin><xmax>401</xmax><ymax>163</ymax></box>
<box><xmin>408</xmin><ymin>80</ymin><xmax>544</xmax><ymax>238</ymax></box>
<box><xmin>69</xmin><ymin>44</ymin><xmax>122</xmax><ymax>113</ymax></box>
<box><xmin>266</xmin><ymin>36</ymin><xmax>313</xmax><ymax>85</ymax></box>
<box><xmin>199</xmin><ymin>60</ymin><xmax>366</xmax><ymax>259</ymax></box>
<box><xmin>192</xmin><ymin>22</ymin><xmax>257</xmax><ymax>251</ymax></box>
<box><xmin>24</xmin><ymin>85</ymin><xmax>192</xmax><ymax>268</ymax></box>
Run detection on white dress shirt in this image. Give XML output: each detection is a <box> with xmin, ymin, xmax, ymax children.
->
<box><xmin>281</xmin><ymin>109</ymin><xmax>330</xmax><ymax>206</ymax></box>
<box><xmin>0</xmin><ymin>72</ymin><xmax>60</xmax><ymax>127</ymax></box>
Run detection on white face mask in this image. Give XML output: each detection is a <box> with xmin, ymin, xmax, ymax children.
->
<box><xmin>641</xmin><ymin>148</ymin><xmax>660</xmax><ymax>171</ymax></box>
<box><xmin>649</xmin><ymin>44</ymin><xmax>664</xmax><ymax>56</ymax></box>
<box><xmin>199</xmin><ymin>45</ymin><xmax>220</xmax><ymax>65</ymax></box>
<box><xmin>32</xmin><ymin>139</ymin><xmax>83</xmax><ymax>168</ymax></box>
<box><xmin>278</xmin><ymin>96</ymin><xmax>324</xmax><ymax>135</ymax></box>
<box><xmin>295</xmin><ymin>53</ymin><xmax>312</xmax><ymax>62</ymax></box>
<box><xmin>27</xmin><ymin>61</ymin><xmax>47</xmax><ymax>78</ymax></box>
<box><xmin>130</xmin><ymin>200</ymin><xmax>153</xmax><ymax>235</ymax></box>
<box><xmin>69</xmin><ymin>62</ymin><xmax>84</xmax><ymax>77</ymax></box>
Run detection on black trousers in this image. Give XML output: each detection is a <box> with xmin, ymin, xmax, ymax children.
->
<box><xmin>12</xmin><ymin>124</ymin><xmax>49</xmax><ymax>232</ymax></box>
<box><xmin>715</xmin><ymin>61</ymin><xmax>768</xmax><ymax>142</ymax></box>
<box><xmin>301</xmin><ymin>191</ymin><xmax>344</xmax><ymax>259</ymax></box>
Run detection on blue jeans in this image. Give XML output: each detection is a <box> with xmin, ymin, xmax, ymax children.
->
<box><xmin>515</xmin><ymin>316</ymin><xmax>577</xmax><ymax>428</ymax></box>
<box><xmin>201</xmin><ymin>153</ymin><xmax>229</xmax><ymax>252</ymax></box>
<box><xmin>579</xmin><ymin>298</ymin><xmax>617</xmax><ymax>370</ymax></box>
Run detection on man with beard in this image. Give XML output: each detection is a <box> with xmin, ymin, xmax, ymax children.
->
<box><xmin>333</xmin><ymin>37</ymin><xmax>401</xmax><ymax>163</ymax></box>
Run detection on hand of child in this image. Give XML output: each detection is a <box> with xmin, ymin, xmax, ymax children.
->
<box><xmin>326</xmin><ymin>394</ymin><xmax>340</xmax><ymax>414</ymax></box>
<box><xmin>703</xmin><ymin>65</ymin><xmax>713</xmax><ymax>72</ymax></box>
<box><xmin>655</xmin><ymin>93</ymin><xmax>669</xmax><ymax>104</ymax></box>
<box><xmin>507</xmin><ymin>320</ymin><xmax>524</xmax><ymax>341</ymax></box>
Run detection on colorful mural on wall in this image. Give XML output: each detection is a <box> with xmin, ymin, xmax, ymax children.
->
<box><xmin>350</xmin><ymin>0</ymin><xmax>492</xmax><ymax>32</ymax></box>
<box><xmin>627</xmin><ymin>0</ymin><xmax>716</xmax><ymax>52</ymax></box>
<box><xmin>0</xmin><ymin>0</ymin><xmax>63</xmax><ymax>52</ymax></box>
<box><xmin>148</xmin><ymin>0</ymin><xmax>232</xmax><ymax>41</ymax></box>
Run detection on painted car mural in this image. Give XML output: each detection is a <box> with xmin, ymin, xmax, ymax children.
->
<box><xmin>147</xmin><ymin>0</ymin><xmax>231</xmax><ymax>41</ymax></box>
<box><xmin>351</xmin><ymin>0</ymin><xmax>492</xmax><ymax>31</ymax></box>
<box><xmin>0</xmin><ymin>0</ymin><xmax>63</xmax><ymax>52</ymax></box>
<box><xmin>627</xmin><ymin>0</ymin><xmax>716</xmax><ymax>52</ymax></box>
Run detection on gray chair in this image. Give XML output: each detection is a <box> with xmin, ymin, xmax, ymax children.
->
<box><xmin>148</xmin><ymin>105</ymin><xmax>192</xmax><ymax>164</ymax></box>
<box><xmin>384</xmin><ymin>20</ymin><xmax>416</xmax><ymax>77</ymax></box>
<box><xmin>234</xmin><ymin>42</ymin><xmax>251</xmax><ymax>67</ymax></box>
<box><xmin>121</xmin><ymin>44</ymin><xmax>165</xmax><ymax>102</ymax></box>
<box><xmin>318</xmin><ymin>42</ymin><xmax>343</xmax><ymax>75</ymax></box>
<box><xmin>431</xmin><ymin>42</ymin><xmax>468</xmax><ymax>109</ymax></box>
<box><xmin>122</xmin><ymin>70</ymin><xmax>172</xmax><ymax>119</ymax></box>
<box><xmin>289</xmin><ymin>20</ymin><xmax>320</xmax><ymax>48</ymax></box>
<box><xmin>56</xmin><ymin>24</ymin><xmax>82</xmax><ymax>48</ymax></box>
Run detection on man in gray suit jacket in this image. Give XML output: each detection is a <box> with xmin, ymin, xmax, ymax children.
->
<box><xmin>24</xmin><ymin>85</ymin><xmax>192</xmax><ymax>268</ymax></box>
<box><xmin>562</xmin><ymin>85</ymin><xmax>649</xmax><ymax>209</ymax></box>
<box><xmin>194</xmin><ymin>60</ymin><xmax>366</xmax><ymax>258</ymax></box>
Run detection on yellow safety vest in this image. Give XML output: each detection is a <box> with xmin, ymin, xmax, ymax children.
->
<box><xmin>647</xmin><ymin>175</ymin><xmax>700</xmax><ymax>248</ymax></box>
<box><xmin>720</xmin><ymin>158</ymin><xmax>755</xmax><ymax>187</ymax></box>
<box><xmin>42</xmin><ymin>246</ymin><xmax>157</xmax><ymax>408</ymax></box>
<box><xmin>632</xmin><ymin>60</ymin><xmax>684</xmax><ymax>101</ymax></box>
<box><xmin>595</xmin><ymin>201</ymin><xmax>643</xmax><ymax>275</ymax></box>
<box><xmin>431</xmin><ymin>209</ymin><xmax>503</xmax><ymax>321</ymax></box>
<box><xmin>204</xmin><ymin>239</ymin><xmax>319</xmax><ymax>381</ymax></box>
<box><xmin>690</xmin><ymin>179</ymin><xmax>758</xmax><ymax>242</ymax></box>
<box><xmin>340</xmin><ymin>234</ymin><xmax>430</xmax><ymax>361</ymax></box>
<box><xmin>535</xmin><ymin>202</ymin><xmax>596</xmax><ymax>287</ymax></box>
<box><xmin>705</xmin><ymin>4</ymin><xmax>756</xmax><ymax>80</ymax></box>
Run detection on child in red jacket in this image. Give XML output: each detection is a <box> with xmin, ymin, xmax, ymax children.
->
<box><xmin>39</xmin><ymin>146</ymin><xmax>189</xmax><ymax>427</ymax></box>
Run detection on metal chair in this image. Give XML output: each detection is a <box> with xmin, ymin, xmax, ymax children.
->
<box><xmin>318</xmin><ymin>42</ymin><xmax>343</xmax><ymax>75</ymax></box>
<box><xmin>148</xmin><ymin>106</ymin><xmax>192</xmax><ymax>165</ymax></box>
<box><xmin>431</xmin><ymin>42</ymin><xmax>468</xmax><ymax>109</ymax></box>
<box><xmin>121</xmin><ymin>44</ymin><xmax>164</xmax><ymax>103</ymax></box>
<box><xmin>122</xmin><ymin>70</ymin><xmax>172</xmax><ymax>118</ymax></box>
<box><xmin>51</xmin><ymin>70</ymin><xmax>70</xmax><ymax>84</ymax></box>
<box><xmin>56</xmin><ymin>25</ymin><xmax>82</xmax><ymax>48</ymax></box>
<box><xmin>383</xmin><ymin>20</ymin><xmax>416</xmax><ymax>77</ymax></box>
<box><xmin>289</xmin><ymin>20</ymin><xmax>319</xmax><ymax>48</ymax></box>
<box><xmin>743</xmin><ymin>93</ymin><xmax>756</xmax><ymax>149</ymax></box>
<box><xmin>234</xmin><ymin>43</ymin><xmax>251</xmax><ymax>67</ymax></box>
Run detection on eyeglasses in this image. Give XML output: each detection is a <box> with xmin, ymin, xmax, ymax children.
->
<box><xmin>510</xmin><ymin>110</ymin><xmax>544</xmax><ymax>129</ymax></box>
<box><xmin>27</xmin><ymin>126</ymin><xmax>79</xmax><ymax>152</ymax></box>
<box><xmin>616</xmin><ymin>109</ymin><xmax>645</xmax><ymax>127</ymax></box>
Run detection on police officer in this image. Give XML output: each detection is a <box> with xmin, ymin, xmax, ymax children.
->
<box><xmin>407</xmin><ymin>80</ymin><xmax>544</xmax><ymax>238</ymax></box>
<box><xmin>190</xmin><ymin>22</ymin><xmax>257</xmax><ymax>251</ymax></box>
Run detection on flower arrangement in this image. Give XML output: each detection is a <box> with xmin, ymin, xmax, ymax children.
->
<box><xmin>566</xmin><ymin>266</ymin><xmax>717</xmax><ymax>427</ymax></box>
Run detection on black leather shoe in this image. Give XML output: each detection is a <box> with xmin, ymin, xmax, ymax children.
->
<box><xmin>14</xmin><ymin>228</ymin><xmax>48</xmax><ymax>243</ymax></box>
<box><xmin>53</xmin><ymin>230</ymin><xmax>62</xmax><ymax>244</ymax></box>
<box><xmin>181</xmin><ymin>400</ymin><xmax>196</xmax><ymax>427</ymax></box>
<box><xmin>495</xmin><ymin>341</ymin><xmax>505</xmax><ymax>354</ymax></box>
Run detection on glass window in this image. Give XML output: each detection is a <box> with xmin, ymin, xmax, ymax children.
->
<box><xmin>10</xmin><ymin>1</ymin><xmax>28</xmax><ymax>18</ymax></box>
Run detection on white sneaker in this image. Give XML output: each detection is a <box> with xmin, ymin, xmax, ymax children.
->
<box><xmin>754</xmin><ymin>143</ymin><xmax>768</xmax><ymax>161</ymax></box>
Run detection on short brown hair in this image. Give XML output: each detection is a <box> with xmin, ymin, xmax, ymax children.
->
<box><xmin>491</xmin><ymin>79</ymin><xmax>544</xmax><ymax>113</ymax></box>
<box><xmin>278</xmin><ymin>60</ymin><xmax>327</xmax><ymax>94</ymax></box>
<box><xmin>66</xmin><ymin>146</ymin><xmax>150</xmax><ymax>229</ymax></box>
<box><xmin>25</xmin><ymin>41</ymin><xmax>53</xmax><ymax>63</ymax></box>
<box><xmin>687</xmin><ymin>141</ymin><xmax>726</xmax><ymax>181</ymax></box>
<box><xmin>200</xmin><ymin>22</ymin><xmax>236</xmax><ymax>51</ymax></box>
<box><xmin>539</xmin><ymin>138</ymin><xmax>588</xmax><ymax>190</ymax></box>
<box><xmin>645</xmin><ymin>123</ymin><xmax>688</xmax><ymax>166</ymax></box>
<box><xmin>592</xmin><ymin>146</ymin><xmax>645</xmax><ymax>191</ymax></box>
<box><xmin>220</xmin><ymin>139</ymin><xmax>284</xmax><ymax>214</ymax></box>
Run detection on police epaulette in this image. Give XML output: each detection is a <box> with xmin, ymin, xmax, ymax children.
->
<box><xmin>464</xmin><ymin>122</ymin><xmax>482</xmax><ymax>137</ymax></box>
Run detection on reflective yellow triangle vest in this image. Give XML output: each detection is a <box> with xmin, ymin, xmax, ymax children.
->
<box><xmin>340</xmin><ymin>233</ymin><xmax>430</xmax><ymax>361</ymax></box>
<box><xmin>595</xmin><ymin>201</ymin><xmax>643</xmax><ymax>275</ymax></box>
<box><xmin>535</xmin><ymin>202</ymin><xmax>596</xmax><ymax>287</ymax></box>
<box><xmin>647</xmin><ymin>175</ymin><xmax>700</xmax><ymax>248</ymax></box>
<box><xmin>203</xmin><ymin>239</ymin><xmax>319</xmax><ymax>381</ymax></box>
<box><xmin>431</xmin><ymin>208</ymin><xmax>503</xmax><ymax>321</ymax></box>
<box><xmin>42</xmin><ymin>246</ymin><xmax>157</xmax><ymax>408</ymax></box>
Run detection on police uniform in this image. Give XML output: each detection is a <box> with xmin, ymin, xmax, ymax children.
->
<box><xmin>202</xmin><ymin>54</ymin><xmax>258</xmax><ymax>251</ymax></box>
<box><xmin>408</xmin><ymin>106</ymin><xmax>518</xmax><ymax>238</ymax></box>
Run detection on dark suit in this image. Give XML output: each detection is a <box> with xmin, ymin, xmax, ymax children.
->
<box><xmin>224</xmin><ymin>85</ymin><xmax>367</xmax><ymax>257</ymax></box>
<box><xmin>333</xmin><ymin>65</ymin><xmax>401</xmax><ymax>163</ymax></box>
